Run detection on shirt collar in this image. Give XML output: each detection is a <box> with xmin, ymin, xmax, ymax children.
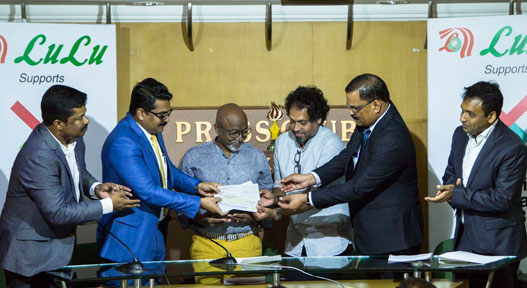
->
<box><xmin>467</xmin><ymin>120</ymin><xmax>497</xmax><ymax>143</ymax></box>
<box><xmin>136</xmin><ymin>120</ymin><xmax>155</xmax><ymax>141</ymax></box>
<box><xmin>367</xmin><ymin>103</ymin><xmax>391</xmax><ymax>133</ymax></box>
<box><xmin>46</xmin><ymin>127</ymin><xmax>76</xmax><ymax>154</ymax></box>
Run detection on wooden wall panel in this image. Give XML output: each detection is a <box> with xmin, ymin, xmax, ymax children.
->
<box><xmin>312</xmin><ymin>21</ymin><xmax>427</xmax><ymax>121</ymax></box>
<box><xmin>116</xmin><ymin>22</ymin><xmax>315</xmax><ymax>117</ymax></box>
<box><xmin>114</xmin><ymin>20</ymin><xmax>429</xmax><ymax>260</ymax></box>
<box><xmin>407</xmin><ymin>121</ymin><xmax>429</xmax><ymax>252</ymax></box>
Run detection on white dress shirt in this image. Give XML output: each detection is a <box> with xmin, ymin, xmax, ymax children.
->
<box><xmin>274</xmin><ymin>126</ymin><xmax>352</xmax><ymax>256</ymax></box>
<box><xmin>47</xmin><ymin>128</ymin><xmax>113</xmax><ymax>214</ymax></box>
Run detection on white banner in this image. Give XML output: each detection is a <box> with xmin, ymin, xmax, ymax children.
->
<box><xmin>0</xmin><ymin>23</ymin><xmax>117</xmax><ymax>213</ymax></box>
<box><xmin>428</xmin><ymin>15</ymin><xmax>527</xmax><ymax>270</ymax></box>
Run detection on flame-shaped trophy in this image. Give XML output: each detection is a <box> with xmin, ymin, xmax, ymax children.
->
<box><xmin>266</xmin><ymin>102</ymin><xmax>285</xmax><ymax>152</ymax></box>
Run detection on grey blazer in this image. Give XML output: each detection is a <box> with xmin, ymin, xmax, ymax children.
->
<box><xmin>0</xmin><ymin>123</ymin><xmax>103</xmax><ymax>277</ymax></box>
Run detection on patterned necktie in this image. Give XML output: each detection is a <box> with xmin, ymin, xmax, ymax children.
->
<box><xmin>361</xmin><ymin>128</ymin><xmax>371</xmax><ymax>151</ymax></box>
<box><xmin>152</xmin><ymin>135</ymin><xmax>168</xmax><ymax>220</ymax></box>
<box><xmin>151</xmin><ymin>134</ymin><xmax>167</xmax><ymax>189</ymax></box>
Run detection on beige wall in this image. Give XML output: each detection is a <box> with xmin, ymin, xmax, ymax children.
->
<box><xmin>114</xmin><ymin>20</ymin><xmax>428</xmax><ymax>259</ymax></box>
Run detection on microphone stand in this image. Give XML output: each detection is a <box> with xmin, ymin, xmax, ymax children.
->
<box><xmin>199</xmin><ymin>233</ymin><xmax>238</xmax><ymax>269</ymax></box>
<box><xmin>106</xmin><ymin>230</ymin><xmax>145</xmax><ymax>275</ymax></box>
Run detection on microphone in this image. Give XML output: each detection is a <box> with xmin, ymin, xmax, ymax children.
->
<box><xmin>104</xmin><ymin>229</ymin><xmax>145</xmax><ymax>275</ymax></box>
<box><xmin>199</xmin><ymin>233</ymin><xmax>238</xmax><ymax>267</ymax></box>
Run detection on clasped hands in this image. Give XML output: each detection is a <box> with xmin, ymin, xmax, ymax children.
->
<box><xmin>95</xmin><ymin>182</ymin><xmax>140</xmax><ymax>211</ymax></box>
<box><xmin>195</xmin><ymin>172</ymin><xmax>319</xmax><ymax>226</ymax></box>
<box><xmin>253</xmin><ymin>173</ymin><xmax>316</xmax><ymax>221</ymax></box>
<box><xmin>425</xmin><ymin>178</ymin><xmax>462</xmax><ymax>203</ymax></box>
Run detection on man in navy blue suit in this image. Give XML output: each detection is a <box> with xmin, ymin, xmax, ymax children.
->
<box><xmin>97</xmin><ymin>78</ymin><xmax>225</xmax><ymax>266</ymax></box>
<box><xmin>274</xmin><ymin>74</ymin><xmax>423</xmax><ymax>256</ymax></box>
<box><xmin>426</xmin><ymin>81</ymin><xmax>527</xmax><ymax>288</ymax></box>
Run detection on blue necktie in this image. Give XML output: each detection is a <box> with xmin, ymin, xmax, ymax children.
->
<box><xmin>361</xmin><ymin>128</ymin><xmax>371</xmax><ymax>151</ymax></box>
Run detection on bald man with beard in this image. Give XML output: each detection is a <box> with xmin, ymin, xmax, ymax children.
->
<box><xmin>179</xmin><ymin>103</ymin><xmax>273</xmax><ymax>284</ymax></box>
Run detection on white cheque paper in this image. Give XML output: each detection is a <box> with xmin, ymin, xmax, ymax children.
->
<box><xmin>215</xmin><ymin>182</ymin><xmax>259</xmax><ymax>213</ymax></box>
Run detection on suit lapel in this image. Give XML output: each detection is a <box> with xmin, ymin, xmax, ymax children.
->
<box><xmin>345</xmin><ymin>105</ymin><xmax>398</xmax><ymax>178</ymax></box>
<box><xmin>466</xmin><ymin>122</ymin><xmax>500</xmax><ymax>187</ymax></box>
<box><xmin>38</xmin><ymin>124</ymin><xmax>77</xmax><ymax>201</ymax></box>
<box><xmin>344</xmin><ymin>132</ymin><xmax>362</xmax><ymax>180</ymax></box>
<box><xmin>126</xmin><ymin>113</ymin><xmax>164</xmax><ymax>185</ymax></box>
<box><xmin>126</xmin><ymin>113</ymin><xmax>158</xmax><ymax>162</ymax></box>
<box><xmin>454</xmin><ymin>132</ymin><xmax>468</xmax><ymax>181</ymax></box>
<box><xmin>157</xmin><ymin>133</ymin><xmax>171</xmax><ymax>188</ymax></box>
<box><xmin>357</xmin><ymin>104</ymin><xmax>397</xmax><ymax>163</ymax></box>
<box><xmin>74</xmin><ymin>139</ymin><xmax>84</xmax><ymax>201</ymax></box>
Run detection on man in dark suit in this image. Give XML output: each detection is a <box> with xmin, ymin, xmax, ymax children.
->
<box><xmin>275</xmin><ymin>74</ymin><xmax>423</xmax><ymax>255</ymax></box>
<box><xmin>0</xmin><ymin>85</ymin><xmax>140</xmax><ymax>288</ymax></box>
<box><xmin>426</xmin><ymin>81</ymin><xmax>527</xmax><ymax>288</ymax></box>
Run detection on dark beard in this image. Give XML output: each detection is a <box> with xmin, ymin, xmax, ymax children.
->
<box><xmin>295</xmin><ymin>136</ymin><xmax>307</xmax><ymax>146</ymax></box>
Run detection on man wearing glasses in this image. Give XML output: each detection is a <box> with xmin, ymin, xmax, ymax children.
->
<box><xmin>276</xmin><ymin>74</ymin><xmax>423</xmax><ymax>256</ymax></box>
<box><xmin>258</xmin><ymin>86</ymin><xmax>352</xmax><ymax>278</ymax></box>
<box><xmin>97</xmin><ymin>78</ymin><xmax>225</xmax><ymax>275</ymax></box>
<box><xmin>178</xmin><ymin>103</ymin><xmax>273</xmax><ymax>284</ymax></box>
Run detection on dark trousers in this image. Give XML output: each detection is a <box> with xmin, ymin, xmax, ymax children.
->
<box><xmin>455</xmin><ymin>224</ymin><xmax>521</xmax><ymax>288</ymax></box>
<box><xmin>285</xmin><ymin>244</ymin><xmax>356</xmax><ymax>281</ymax></box>
<box><xmin>455</xmin><ymin>261</ymin><xmax>520</xmax><ymax>288</ymax></box>
<box><xmin>5</xmin><ymin>270</ymin><xmax>61</xmax><ymax>288</ymax></box>
<box><xmin>387</xmin><ymin>245</ymin><xmax>422</xmax><ymax>256</ymax></box>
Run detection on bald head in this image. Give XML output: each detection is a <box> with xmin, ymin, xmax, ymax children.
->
<box><xmin>214</xmin><ymin>103</ymin><xmax>250</xmax><ymax>154</ymax></box>
<box><xmin>216</xmin><ymin>103</ymin><xmax>248</xmax><ymax>128</ymax></box>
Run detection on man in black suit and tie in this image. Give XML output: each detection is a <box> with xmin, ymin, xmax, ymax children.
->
<box><xmin>275</xmin><ymin>74</ymin><xmax>423</xmax><ymax>256</ymax></box>
<box><xmin>0</xmin><ymin>85</ymin><xmax>140</xmax><ymax>288</ymax></box>
<box><xmin>426</xmin><ymin>81</ymin><xmax>527</xmax><ymax>288</ymax></box>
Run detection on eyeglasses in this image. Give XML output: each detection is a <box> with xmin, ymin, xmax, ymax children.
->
<box><xmin>294</xmin><ymin>150</ymin><xmax>301</xmax><ymax>174</ymax></box>
<box><xmin>218</xmin><ymin>125</ymin><xmax>252</xmax><ymax>140</ymax></box>
<box><xmin>347</xmin><ymin>99</ymin><xmax>374</xmax><ymax>114</ymax></box>
<box><xmin>148</xmin><ymin>109</ymin><xmax>173</xmax><ymax>121</ymax></box>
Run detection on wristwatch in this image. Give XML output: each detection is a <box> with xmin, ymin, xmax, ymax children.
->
<box><xmin>274</xmin><ymin>207</ymin><xmax>282</xmax><ymax>221</ymax></box>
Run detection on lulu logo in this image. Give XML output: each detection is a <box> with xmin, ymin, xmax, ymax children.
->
<box><xmin>480</xmin><ymin>26</ymin><xmax>527</xmax><ymax>57</ymax></box>
<box><xmin>0</xmin><ymin>34</ymin><xmax>7</xmax><ymax>64</ymax></box>
<box><xmin>14</xmin><ymin>34</ymin><xmax>108</xmax><ymax>66</ymax></box>
<box><xmin>438</xmin><ymin>27</ymin><xmax>474</xmax><ymax>59</ymax></box>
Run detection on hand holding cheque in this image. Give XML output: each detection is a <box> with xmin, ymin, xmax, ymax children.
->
<box><xmin>253</xmin><ymin>174</ymin><xmax>316</xmax><ymax>221</ymax></box>
<box><xmin>277</xmin><ymin>173</ymin><xmax>315</xmax><ymax>212</ymax></box>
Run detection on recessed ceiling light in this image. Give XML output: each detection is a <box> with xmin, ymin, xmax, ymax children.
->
<box><xmin>376</xmin><ymin>0</ymin><xmax>409</xmax><ymax>4</ymax></box>
<box><xmin>132</xmin><ymin>2</ymin><xmax>165</xmax><ymax>6</ymax></box>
